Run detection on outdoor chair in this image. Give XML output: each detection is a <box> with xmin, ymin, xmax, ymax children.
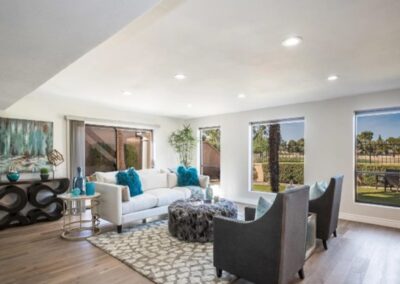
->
<box><xmin>213</xmin><ymin>186</ymin><xmax>309</xmax><ymax>284</ymax></box>
<box><xmin>384</xmin><ymin>169</ymin><xmax>400</xmax><ymax>192</ymax></box>
<box><xmin>309</xmin><ymin>175</ymin><xmax>344</xmax><ymax>250</ymax></box>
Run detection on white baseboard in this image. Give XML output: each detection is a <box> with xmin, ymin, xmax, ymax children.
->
<box><xmin>339</xmin><ymin>212</ymin><xmax>400</xmax><ymax>229</ymax></box>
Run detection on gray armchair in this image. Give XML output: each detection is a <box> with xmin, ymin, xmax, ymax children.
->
<box><xmin>309</xmin><ymin>175</ymin><xmax>343</xmax><ymax>250</ymax></box>
<box><xmin>213</xmin><ymin>186</ymin><xmax>309</xmax><ymax>284</ymax></box>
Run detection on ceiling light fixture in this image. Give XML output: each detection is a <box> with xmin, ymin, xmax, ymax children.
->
<box><xmin>187</xmin><ymin>103</ymin><xmax>193</xmax><ymax>108</ymax></box>
<box><xmin>238</xmin><ymin>93</ymin><xmax>246</xmax><ymax>99</ymax></box>
<box><xmin>122</xmin><ymin>91</ymin><xmax>132</xmax><ymax>96</ymax></box>
<box><xmin>174</xmin><ymin>74</ymin><xmax>186</xmax><ymax>80</ymax></box>
<box><xmin>327</xmin><ymin>75</ymin><xmax>339</xmax><ymax>81</ymax></box>
<box><xmin>282</xmin><ymin>36</ymin><xmax>303</xmax><ymax>47</ymax></box>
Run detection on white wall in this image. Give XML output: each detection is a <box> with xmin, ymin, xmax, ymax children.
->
<box><xmin>0</xmin><ymin>93</ymin><xmax>183</xmax><ymax>180</ymax></box>
<box><xmin>188</xmin><ymin>89</ymin><xmax>400</xmax><ymax>228</ymax></box>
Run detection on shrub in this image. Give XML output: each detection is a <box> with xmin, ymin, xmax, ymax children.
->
<box><xmin>356</xmin><ymin>163</ymin><xmax>400</xmax><ymax>186</ymax></box>
<box><xmin>261</xmin><ymin>162</ymin><xmax>304</xmax><ymax>184</ymax></box>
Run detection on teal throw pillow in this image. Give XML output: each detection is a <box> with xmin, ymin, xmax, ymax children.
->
<box><xmin>177</xmin><ymin>166</ymin><xmax>200</xmax><ymax>187</ymax></box>
<box><xmin>255</xmin><ymin>196</ymin><xmax>273</xmax><ymax>219</ymax></box>
<box><xmin>309</xmin><ymin>181</ymin><xmax>328</xmax><ymax>200</ymax></box>
<box><xmin>116</xmin><ymin>168</ymin><xmax>143</xmax><ymax>197</ymax></box>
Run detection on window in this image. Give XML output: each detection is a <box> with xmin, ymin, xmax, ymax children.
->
<box><xmin>85</xmin><ymin>124</ymin><xmax>153</xmax><ymax>175</ymax></box>
<box><xmin>355</xmin><ymin>109</ymin><xmax>400</xmax><ymax>207</ymax></box>
<box><xmin>251</xmin><ymin>118</ymin><xmax>304</xmax><ymax>192</ymax></box>
<box><xmin>200</xmin><ymin>127</ymin><xmax>221</xmax><ymax>186</ymax></box>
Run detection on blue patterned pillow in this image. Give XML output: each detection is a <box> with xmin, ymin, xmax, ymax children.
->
<box><xmin>177</xmin><ymin>166</ymin><xmax>200</xmax><ymax>187</ymax></box>
<box><xmin>116</xmin><ymin>168</ymin><xmax>143</xmax><ymax>197</ymax></box>
<box><xmin>255</xmin><ymin>197</ymin><xmax>273</xmax><ymax>219</ymax></box>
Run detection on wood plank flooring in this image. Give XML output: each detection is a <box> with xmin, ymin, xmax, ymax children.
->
<box><xmin>1</xmin><ymin>208</ymin><xmax>399</xmax><ymax>284</ymax></box>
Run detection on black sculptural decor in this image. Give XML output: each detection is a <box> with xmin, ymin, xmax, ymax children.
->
<box><xmin>0</xmin><ymin>178</ymin><xmax>69</xmax><ymax>230</ymax></box>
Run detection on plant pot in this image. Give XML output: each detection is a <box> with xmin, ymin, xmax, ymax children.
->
<box><xmin>7</xmin><ymin>172</ymin><xmax>20</xmax><ymax>182</ymax></box>
<box><xmin>40</xmin><ymin>174</ymin><xmax>49</xmax><ymax>181</ymax></box>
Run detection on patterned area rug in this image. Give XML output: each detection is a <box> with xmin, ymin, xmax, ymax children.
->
<box><xmin>87</xmin><ymin>220</ymin><xmax>237</xmax><ymax>284</ymax></box>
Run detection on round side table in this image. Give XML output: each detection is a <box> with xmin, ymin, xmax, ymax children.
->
<box><xmin>59</xmin><ymin>192</ymin><xmax>101</xmax><ymax>241</ymax></box>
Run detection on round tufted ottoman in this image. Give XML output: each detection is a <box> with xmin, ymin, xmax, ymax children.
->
<box><xmin>168</xmin><ymin>199</ymin><xmax>238</xmax><ymax>243</ymax></box>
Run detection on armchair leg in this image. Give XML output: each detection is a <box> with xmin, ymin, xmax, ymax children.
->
<box><xmin>142</xmin><ymin>219</ymin><xmax>147</xmax><ymax>224</ymax></box>
<box><xmin>117</xmin><ymin>225</ymin><xmax>122</xmax><ymax>233</ymax></box>
<box><xmin>298</xmin><ymin>268</ymin><xmax>305</xmax><ymax>279</ymax></box>
<box><xmin>323</xmin><ymin>240</ymin><xmax>328</xmax><ymax>250</ymax></box>
<box><xmin>216</xmin><ymin>268</ymin><xmax>222</xmax><ymax>278</ymax></box>
<box><xmin>333</xmin><ymin>230</ymin><xmax>337</xmax><ymax>238</ymax></box>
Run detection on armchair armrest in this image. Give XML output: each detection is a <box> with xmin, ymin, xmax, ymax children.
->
<box><xmin>199</xmin><ymin>175</ymin><xmax>210</xmax><ymax>188</ymax></box>
<box><xmin>94</xmin><ymin>182</ymin><xmax>123</xmax><ymax>225</ymax></box>
<box><xmin>244</xmin><ymin>207</ymin><xmax>256</xmax><ymax>221</ymax></box>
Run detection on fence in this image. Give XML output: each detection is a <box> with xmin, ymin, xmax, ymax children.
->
<box><xmin>357</xmin><ymin>143</ymin><xmax>400</xmax><ymax>164</ymax></box>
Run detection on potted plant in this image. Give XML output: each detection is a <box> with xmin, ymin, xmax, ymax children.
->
<box><xmin>40</xmin><ymin>167</ymin><xmax>50</xmax><ymax>181</ymax></box>
<box><xmin>7</xmin><ymin>166</ymin><xmax>20</xmax><ymax>182</ymax></box>
<box><xmin>168</xmin><ymin>124</ymin><xmax>197</xmax><ymax>167</ymax></box>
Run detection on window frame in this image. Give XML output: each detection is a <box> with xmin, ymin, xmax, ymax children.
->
<box><xmin>354</xmin><ymin>107</ymin><xmax>400</xmax><ymax>208</ymax></box>
<box><xmin>249</xmin><ymin>117</ymin><xmax>305</xmax><ymax>193</ymax></box>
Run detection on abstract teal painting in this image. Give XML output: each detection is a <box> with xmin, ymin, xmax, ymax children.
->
<box><xmin>0</xmin><ymin>117</ymin><xmax>53</xmax><ymax>173</ymax></box>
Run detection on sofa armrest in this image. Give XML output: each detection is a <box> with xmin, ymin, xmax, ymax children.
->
<box><xmin>94</xmin><ymin>182</ymin><xmax>123</xmax><ymax>225</ymax></box>
<box><xmin>199</xmin><ymin>175</ymin><xmax>210</xmax><ymax>188</ymax></box>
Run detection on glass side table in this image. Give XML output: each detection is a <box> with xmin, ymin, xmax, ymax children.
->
<box><xmin>59</xmin><ymin>192</ymin><xmax>101</xmax><ymax>241</ymax></box>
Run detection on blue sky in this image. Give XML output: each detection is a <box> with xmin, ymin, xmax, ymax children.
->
<box><xmin>280</xmin><ymin>121</ymin><xmax>304</xmax><ymax>141</ymax></box>
<box><xmin>357</xmin><ymin>112</ymin><xmax>400</xmax><ymax>139</ymax></box>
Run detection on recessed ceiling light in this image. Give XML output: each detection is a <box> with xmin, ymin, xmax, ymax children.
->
<box><xmin>122</xmin><ymin>91</ymin><xmax>132</xmax><ymax>96</ymax></box>
<box><xmin>282</xmin><ymin>36</ymin><xmax>303</xmax><ymax>47</ymax></box>
<box><xmin>238</xmin><ymin>93</ymin><xmax>246</xmax><ymax>99</ymax></box>
<box><xmin>327</xmin><ymin>75</ymin><xmax>339</xmax><ymax>81</ymax></box>
<box><xmin>174</xmin><ymin>74</ymin><xmax>186</xmax><ymax>80</ymax></box>
<box><xmin>187</xmin><ymin>103</ymin><xmax>193</xmax><ymax>108</ymax></box>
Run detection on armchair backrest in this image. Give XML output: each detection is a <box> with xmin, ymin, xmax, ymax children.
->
<box><xmin>278</xmin><ymin>186</ymin><xmax>309</xmax><ymax>284</ymax></box>
<box><xmin>254</xmin><ymin>186</ymin><xmax>309</xmax><ymax>283</ymax></box>
<box><xmin>309</xmin><ymin>175</ymin><xmax>344</xmax><ymax>239</ymax></box>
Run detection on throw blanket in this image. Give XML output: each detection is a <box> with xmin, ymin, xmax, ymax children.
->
<box><xmin>186</xmin><ymin>186</ymin><xmax>205</xmax><ymax>200</ymax></box>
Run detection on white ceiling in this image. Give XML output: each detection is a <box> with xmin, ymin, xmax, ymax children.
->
<box><xmin>0</xmin><ymin>0</ymin><xmax>159</xmax><ymax>109</ymax></box>
<box><xmin>27</xmin><ymin>0</ymin><xmax>400</xmax><ymax>118</ymax></box>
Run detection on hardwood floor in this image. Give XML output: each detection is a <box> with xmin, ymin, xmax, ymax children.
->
<box><xmin>1</xmin><ymin>210</ymin><xmax>399</xmax><ymax>284</ymax></box>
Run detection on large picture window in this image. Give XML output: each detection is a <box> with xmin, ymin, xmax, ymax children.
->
<box><xmin>355</xmin><ymin>109</ymin><xmax>400</xmax><ymax>207</ymax></box>
<box><xmin>251</xmin><ymin>118</ymin><xmax>304</xmax><ymax>192</ymax></box>
<box><xmin>85</xmin><ymin>125</ymin><xmax>153</xmax><ymax>175</ymax></box>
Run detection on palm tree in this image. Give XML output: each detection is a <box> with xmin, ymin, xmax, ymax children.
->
<box><xmin>268</xmin><ymin>124</ymin><xmax>281</xmax><ymax>192</ymax></box>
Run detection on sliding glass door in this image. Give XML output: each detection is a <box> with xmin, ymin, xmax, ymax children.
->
<box><xmin>199</xmin><ymin>127</ymin><xmax>221</xmax><ymax>186</ymax></box>
<box><xmin>85</xmin><ymin>125</ymin><xmax>153</xmax><ymax>175</ymax></box>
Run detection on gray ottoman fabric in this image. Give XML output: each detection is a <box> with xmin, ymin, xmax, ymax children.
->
<box><xmin>168</xmin><ymin>199</ymin><xmax>238</xmax><ymax>242</ymax></box>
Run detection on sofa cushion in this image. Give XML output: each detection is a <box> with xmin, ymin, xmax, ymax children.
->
<box><xmin>122</xmin><ymin>193</ymin><xmax>158</xmax><ymax>215</ymax></box>
<box><xmin>95</xmin><ymin>171</ymin><xmax>118</xmax><ymax>184</ymax></box>
<box><xmin>167</xmin><ymin>173</ymin><xmax>178</xmax><ymax>188</ymax></box>
<box><xmin>146</xmin><ymin>188</ymin><xmax>186</xmax><ymax>207</ymax></box>
<box><xmin>172</xmin><ymin>187</ymin><xmax>192</xmax><ymax>199</ymax></box>
<box><xmin>140</xmin><ymin>173</ymin><xmax>168</xmax><ymax>191</ymax></box>
<box><xmin>137</xmin><ymin>168</ymin><xmax>161</xmax><ymax>176</ymax></box>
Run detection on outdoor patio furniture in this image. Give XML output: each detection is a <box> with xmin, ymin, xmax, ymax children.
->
<box><xmin>213</xmin><ymin>186</ymin><xmax>309</xmax><ymax>284</ymax></box>
<box><xmin>383</xmin><ymin>169</ymin><xmax>400</xmax><ymax>192</ymax></box>
<box><xmin>309</xmin><ymin>175</ymin><xmax>343</xmax><ymax>250</ymax></box>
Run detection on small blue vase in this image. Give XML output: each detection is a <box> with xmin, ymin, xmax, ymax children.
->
<box><xmin>73</xmin><ymin>167</ymin><xmax>85</xmax><ymax>195</ymax></box>
<box><xmin>7</xmin><ymin>172</ymin><xmax>20</xmax><ymax>182</ymax></box>
<box><xmin>205</xmin><ymin>186</ymin><xmax>213</xmax><ymax>201</ymax></box>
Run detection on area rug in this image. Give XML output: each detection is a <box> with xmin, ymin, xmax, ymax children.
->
<box><xmin>87</xmin><ymin>220</ymin><xmax>237</xmax><ymax>284</ymax></box>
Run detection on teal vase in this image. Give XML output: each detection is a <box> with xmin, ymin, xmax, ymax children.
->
<box><xmin>205</xmin><ymin>186</ymin><xmax>213</xmax><ymax>201</ymax></box>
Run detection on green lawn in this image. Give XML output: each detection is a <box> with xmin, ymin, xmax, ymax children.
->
<box><xmin>252</xmin><ymin>183</ymin><xmax>289</xmax><ymax>193</ymax></box>
<box><xmin>356</xmin><ymin>186</ymin><xmax>400</xmax><ymax>207</ymax></box>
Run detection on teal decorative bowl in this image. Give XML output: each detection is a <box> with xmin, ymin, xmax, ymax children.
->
<box><xmin>7</xmin><ymin>172</ymin><xmax>20</xmax><ymax>182</ymax></box>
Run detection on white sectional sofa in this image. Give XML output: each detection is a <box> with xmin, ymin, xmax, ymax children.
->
<box><xmin>93</xmin><ymin>169</ymin><xmax>209</xmax><ymax>232</ymax></box>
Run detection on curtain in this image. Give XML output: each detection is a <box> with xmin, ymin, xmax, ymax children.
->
<box><xmin>69</xmin><ymin>120</ymin><xmax>85</xmax><ymax>179</ymax></box>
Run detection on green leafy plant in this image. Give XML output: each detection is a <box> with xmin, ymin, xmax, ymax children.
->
<box><xmin>169</xmin><ymin>124</ymin><xmax>197</xmax><ymax>167</ymax></box>
<box><xmin>40</xmin><ymin>167</ymin><xmax>49</xmax><ymax>174</ymax></box>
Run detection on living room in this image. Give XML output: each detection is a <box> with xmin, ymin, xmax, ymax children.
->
<box><xmin>1</xmin><ymin>1</ymin><xmax>400</xmax><ymax>283</ymax></box>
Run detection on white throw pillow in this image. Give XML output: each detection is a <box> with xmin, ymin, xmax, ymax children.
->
<box><xmin>95</xmin><ymin>171</ymin><xmax>118</xmax><ymax>184</ymax></box>
<box><xmin>167</xmin><ymin>173</ymin><xmax>178</xmax><ymax>188</ymax></box>
<box><xmin>140</xmin><ymin>173</ymin><xmax>168</xmax><ymax>191</ymax></box>
<box><xmin>309</xmin><ymin>181</ymin><xmax>328</xmax><ymax>200</ymax></box>
<box><xmin>255</xmin><ymin>197</ymin><xmax>273</xmax><ymax>219</ymax></box>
